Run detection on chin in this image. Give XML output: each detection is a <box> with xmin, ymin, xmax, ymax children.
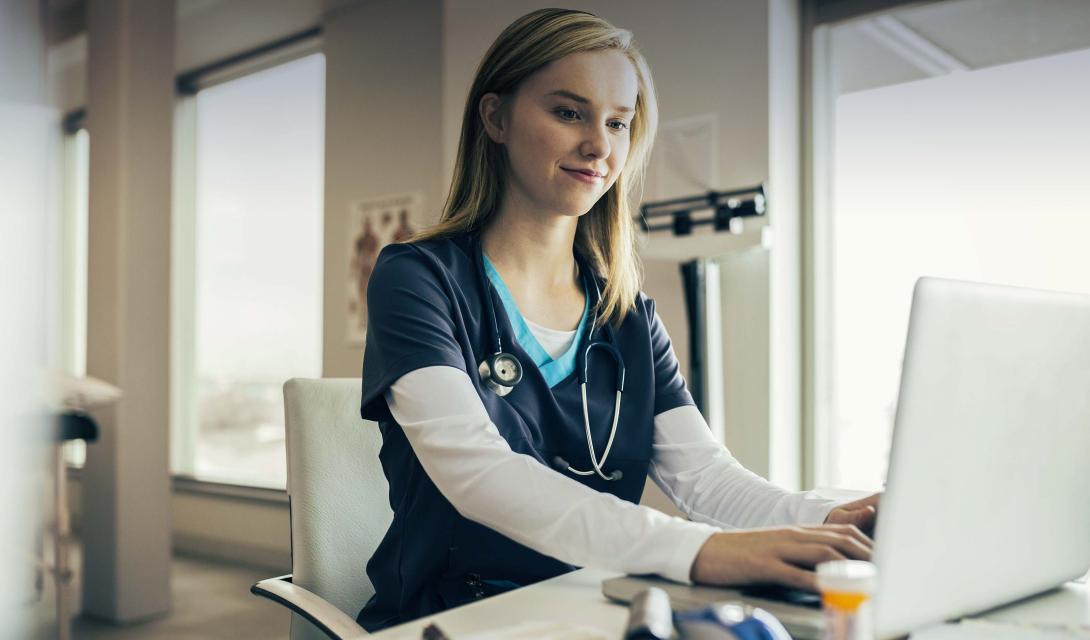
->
<box><xmin>541</xmin><ymin>197</ymin><xmax>594</xmax><ymax>218</ymax></box>
<box><xmin>564</xmin><ymin>203</ymin><xmax>598</xmax><ymax>218</ymax></box>
<box><xmin>537</xmin><ymin>186</ymin><xmax>606</xmax><ymax>218</ymax></box>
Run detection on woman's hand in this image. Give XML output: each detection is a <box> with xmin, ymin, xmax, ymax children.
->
<box><xmin>824</xmin><ymin>493</ymin><xmax>881</xmax><ymax>538</ymax></box>
<box><xmin>689</xmin><ymin>525</ymin><xmax>873</xmax><ymax>592</ymax></box>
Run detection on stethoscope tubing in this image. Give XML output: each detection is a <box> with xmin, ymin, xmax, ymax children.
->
<box><xmin>474</xmin><ymin>236</ymin><xmax>626</xmax><ymax>480</ymax></box>
<box><xmin>562</xmin><ymin>386</ymin><xmax>623</xmax><ymax>482</ymax></box>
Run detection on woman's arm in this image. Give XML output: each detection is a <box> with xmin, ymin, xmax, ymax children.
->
<box><xmin>649</xmin><ymin>404</ymin><xmax>840</xmax><ymax>528</ymax></box>
<box><xmin>640</xmin><ymin>296</ymin><xmax>840</xmax><ymax>529</ymax></box>
<box><xmin>388</xmin><ymin>366</ymin><xmax>872</xmax><ymax>591</ymax></box>
<box><xmin>385</xmin><ymin>365</ymin><xmax>719</xmax><ymax>584</ymax></box>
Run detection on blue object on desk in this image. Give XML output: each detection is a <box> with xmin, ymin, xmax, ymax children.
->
<box><xmin>674</xmin><ymin>602</ymin><xmax>792</xmax><ymax>640</ymax></box>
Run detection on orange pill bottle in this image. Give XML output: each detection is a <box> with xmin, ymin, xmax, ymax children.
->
<box><xmin>816</xmin><ymin>560</ymin><xmax>877</xmax><ymax>640</ymax></box>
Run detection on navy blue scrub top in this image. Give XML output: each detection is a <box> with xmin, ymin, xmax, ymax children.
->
<box><xmin>356</xmin><ymin>231</ymin><xmax>694</xmax><ymax>631</ymax></box>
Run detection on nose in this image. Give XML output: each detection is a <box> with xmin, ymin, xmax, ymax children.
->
<box><xmin>579</xmin><ymin>122</ymin><xmax>611</xmax><ymax>160</ymax></box>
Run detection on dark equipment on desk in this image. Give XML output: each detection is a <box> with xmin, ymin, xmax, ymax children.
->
<box><xmin>624</xmin><ymin>586</ymin><xmax>677</xmax><ymax>639</ymax></box>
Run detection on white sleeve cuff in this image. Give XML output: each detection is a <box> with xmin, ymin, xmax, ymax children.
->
<box><xmin>789</xmin><ymin>490</ymin><xmax>842</xmax><ymax>525</ymax></box>
<box><xmin>662</xmin><ymin>523</ymin><xmax>719</xmax><ymax>585</ymax></box>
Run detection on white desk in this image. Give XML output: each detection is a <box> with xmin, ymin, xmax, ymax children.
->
<box><xmin>370</xmin><ymin>569</ymin><xmax>625</xmax><ymax>639</ymax></box>
<box><xmin>370</xmin><ymin>569</ymin><xmax>1089</xmax><ymax>639</ymax></box>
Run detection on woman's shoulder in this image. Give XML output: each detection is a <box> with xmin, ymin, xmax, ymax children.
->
<box><xmin>374</xmin><ymin>232</ymin><xmax>475</xmax><ymax>280</ymax></box>
<box><xmin>632</xmin><ymin>289</ymin><xmax>656</xmax><ymax>320</ymax></box>
<box><xmin>366</xmin><ymin>233</ymin><xmax>479</xmax><ymax>317</ymax></box>
<box><xmin>594</xmin><ymin>289</ymin><xmax>655</xmax><ymax>335</ymax></box>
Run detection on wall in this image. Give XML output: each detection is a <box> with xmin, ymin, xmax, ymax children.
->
<box><xmin>67</xmin><ymin>476</ymin><xmax>291</xmax><ymax>573</ymax></box>
<box><xmin>2</xmin><ymin>0</ymin><xmax>53</xmax><ymax>633</ymax></box>
<box><xmin>321</xmin><ymin>0</ymin><xmax>445</xmax><ymax>377</ymax></box>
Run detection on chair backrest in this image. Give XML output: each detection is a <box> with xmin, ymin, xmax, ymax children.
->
<box><xmin>283</xmin><ymin>378</ymin><xmax>393</xmax><ymax>639</ymax></box>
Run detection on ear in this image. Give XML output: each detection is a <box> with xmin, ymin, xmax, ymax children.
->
<box><xmin>479</xmin><ymin>92</ymin><xmax>509</xmax><ymax>144</ymax></box>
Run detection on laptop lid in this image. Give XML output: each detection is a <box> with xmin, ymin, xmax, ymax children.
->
<box><xmin>872</xmin><ymin>277</ymin><xmax>1090</xmax><ymax>638</ymax></box>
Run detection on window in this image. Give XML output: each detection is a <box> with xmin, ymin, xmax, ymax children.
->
<box><xmin>174</xmin><ymin>52</ymin><xmax>325</xmax><ymax>488</ymax></box>
<box><xmin>813</xmin><ymin>2</ymin><xmax>1090</xmax><ymax>489</ymax></box>
<box><xmin>61</xmin><ymin>127</ymin><xmax>89</xmax><ymax>468</ymax></box>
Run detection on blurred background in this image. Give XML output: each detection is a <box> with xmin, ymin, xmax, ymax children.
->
<box><xmin>3</xmin><ymin>0</ymin><xmax>1088</xmax><ymax>637</ymax></box>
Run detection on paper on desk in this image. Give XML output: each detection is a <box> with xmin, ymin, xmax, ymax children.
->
<box><xmin>381</xmin><ymin>621</ymin><xmax>611</xmax><ymax>640</ymax></box>
<box><xmin>458</xmin><ymin>621</ymin><xmax>609</xmax><ymax>639</ymax></box>
<box><xmin>910</xmin><ymin>619</ymin><xmax>1090</xmax><ymax>639</ymax></box>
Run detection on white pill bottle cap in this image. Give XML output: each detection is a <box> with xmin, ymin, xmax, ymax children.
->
<box><xmin>816</xmin><ymin>560</ymin><xmax>878</xmax><ymax>595</ymax></box>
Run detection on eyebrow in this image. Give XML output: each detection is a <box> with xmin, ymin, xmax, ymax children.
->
<box><xmin>545</xmin><ymin>89</ymin><xmax>634</xmax><ymax>113</ymax></box>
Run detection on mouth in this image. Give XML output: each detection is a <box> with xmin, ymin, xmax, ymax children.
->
<box><xmin>561</xmin><ymin>167</ymin><xmax>605</xmax><ymax>183</ymax></box>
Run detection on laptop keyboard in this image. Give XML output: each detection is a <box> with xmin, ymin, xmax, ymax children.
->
<box><xmin>738</xmin><ymin>584</ymin><xmax>823</xmax><ymax>609</ymax></box>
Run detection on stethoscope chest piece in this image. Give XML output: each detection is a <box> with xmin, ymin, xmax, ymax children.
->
<box><xmin>479</xmin><ymin>352</ymin><xmax>522</xmax><ymax>396</ymax></box>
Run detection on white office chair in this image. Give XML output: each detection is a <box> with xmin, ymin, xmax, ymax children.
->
<box><xmin>252</xmin><ymin>378</ymin><xmax>394</xmax><ymax>639</ymax></box>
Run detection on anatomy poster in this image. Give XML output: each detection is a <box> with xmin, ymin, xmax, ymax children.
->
<box><xmin>347</xmin><ymin>192</ymin><xmax>421</xmax><ymax>344</ymax></box>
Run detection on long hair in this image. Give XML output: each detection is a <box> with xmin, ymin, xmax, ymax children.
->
<box><xmin>409</xmin><ymin>8</ymin><xmax>658</xmax><ymax>328</ymax></box>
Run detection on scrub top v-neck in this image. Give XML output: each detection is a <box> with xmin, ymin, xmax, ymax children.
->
<box><xmin>480</xmin><ymin>253</ymin><xmax>589</xmax><ymax>388</ymax></box>
<box><xmin>356</xmin><ymin>232</ymin><xmax>695</xmax><ymax>631</ymax></box>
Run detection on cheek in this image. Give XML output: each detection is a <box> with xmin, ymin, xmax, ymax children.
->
<box><xmin>512</xmin><ymin>122</ymin><xmax>562</xmax><ymax>176</ymax></box>
<box><xmin>516</xmin><ymin>108</ymin><xmax>555</xmax><ymax>144</ymax></box>
<box><xmin>530</xmin><ymin>124</ymin><xmax>568</xmax><ymax>162</ymax></box>
<box><xmin>612</xmin><ymin>137</ymin><xmax>631</xmax><ymax>169</ymax></box>
<box><xmin>605</xmin><ymin>138</ymin><xmax>631</xmax><ymax>186</ymax></box>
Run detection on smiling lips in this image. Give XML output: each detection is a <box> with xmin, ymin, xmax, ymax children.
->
<box><xmin>561</xmin><ymin>167</ymin><xmax>605</xmax><ymax>184</ymax></box>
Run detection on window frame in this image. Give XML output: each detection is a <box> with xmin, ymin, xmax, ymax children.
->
<box><xmin>59</xmin><ymin>126</ymin><xmax>90</xmax><ymax>468</ymax></box>
<box><xmin>802</xmin><ymin>0</ymin><xmax>930</xmax><ymax>489</ymax></box>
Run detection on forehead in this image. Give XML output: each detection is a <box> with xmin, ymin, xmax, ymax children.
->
<box><xmin>519</xmin><ymin>50</ymin><xmax>639</xmax><ymax>108</ymax></box>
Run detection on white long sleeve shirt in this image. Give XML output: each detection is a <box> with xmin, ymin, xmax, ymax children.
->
<box><xmin>385</xmin><ymin>354</ymin><xmax>840</xmax><ymax>584</ymax></box>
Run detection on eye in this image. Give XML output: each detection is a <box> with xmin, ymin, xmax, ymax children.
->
<box><xmin>555</xmin><ymin>108</ymin><xmax>580</xmax><ymax>121</ymax></box>
<box><xmin>608</xmin><ymin>120</ymin><xmax>630</xmax><ymax>131</ymax></box>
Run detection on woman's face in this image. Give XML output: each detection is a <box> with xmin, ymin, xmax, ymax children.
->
<box><xmin>481</xmin><ymin>49</ymin><xmax>639</xmax><ymax>220</ymax></box>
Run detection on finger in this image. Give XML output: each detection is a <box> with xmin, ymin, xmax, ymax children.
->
<box><xmin>837</xmin><ymin>507</ymin><xmax>877</xmax><ymax>535</ymax></box>
<box><xmin>799</xmin><ymin>523</ymin><xmax>873</xmax><ymax>552</ymax></box>
<box><xmin>767</xmin><ymin>561</ymin><xmax>818</xmax><ymax>592</ymax></box>
<box><xmin>825</xmin><ymin>506</ymin><xmax>866</xmax><ymax>530</ymax></box>
<box><xmin>856</xmin><ymin>506</ymin><xmax>878</xmax><ymax>536</ymax></box>
<box><xmin>777</xmin><ymin>543</ymin><xmax>848</xmax><ymax>569</ymax></box>
<box><xmin>800</xmin><ymin>529</ymin><xmax>872</xmax><ymax>561</ymax></box>
<box><xmin>825</xmin><ymin>522</ymin><xmax>874</xmax><ymax>550</ymax></box>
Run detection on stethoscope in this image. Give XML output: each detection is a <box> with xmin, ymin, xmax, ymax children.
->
<box><xmin>474</xmin><ymin>239</ymin><xmax>627</xmax><ymax>481</ymax></box>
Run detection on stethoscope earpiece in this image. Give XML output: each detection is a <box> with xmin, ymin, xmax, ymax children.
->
<box><xmin>474</xmin><ymin>238</ymin><xmax>626</xmax><ymax>482</ymax></box>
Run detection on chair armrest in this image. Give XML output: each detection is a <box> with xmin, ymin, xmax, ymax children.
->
<box><xmin>251</xmin><ymin>574</ymin><xmax>369</xmax><ymax>640</ymax></box>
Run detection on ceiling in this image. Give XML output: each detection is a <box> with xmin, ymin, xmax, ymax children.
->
<box><xmin>833</xmin><ymin>0</ymin><xmax>1090</xmax><ymax>94</ymax></box>
<box><xmin>44</xmin><ymin>0</ymin><xmax>1090</xmax><ymax>106</ymax></box>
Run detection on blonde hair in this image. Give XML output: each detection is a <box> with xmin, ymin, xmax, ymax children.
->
<box><xmin>410</xmin><ymin>8</ymin><xmax>658</xmax><ymax>328</ymax></box>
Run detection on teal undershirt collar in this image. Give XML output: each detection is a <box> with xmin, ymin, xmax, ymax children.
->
<box><xmin>482</xmin><ymin>254</ymin><xmax>590</xmax><ymax>388</ymax></box>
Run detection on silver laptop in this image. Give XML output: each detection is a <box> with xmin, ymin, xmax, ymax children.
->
<box><xmin>604</xmin><ymin>277</ymin><xmax>1090</xmax><ymax>639</ymax></box>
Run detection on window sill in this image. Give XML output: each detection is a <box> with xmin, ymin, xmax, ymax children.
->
<box><xmin>66</xmin><ymin>464</ymin><xmax>289</xmax><ymax>506</ymax></box>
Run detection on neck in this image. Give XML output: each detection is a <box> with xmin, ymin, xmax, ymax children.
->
<box><xmin>480</xmin><ymin>193</ymin><xmax>580</xmax><ymax>291</ymax></box>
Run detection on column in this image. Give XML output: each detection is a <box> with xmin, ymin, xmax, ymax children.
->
<box><xmin>82</xmin><ymin>0</ymin><xmax>174</xmax><ymax>622</ymax></box>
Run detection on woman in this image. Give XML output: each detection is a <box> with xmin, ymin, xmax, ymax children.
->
<box><xmin>357</xmin><ymin>8</ymin><xmax>878</xmax><ymax>631</ymax></box>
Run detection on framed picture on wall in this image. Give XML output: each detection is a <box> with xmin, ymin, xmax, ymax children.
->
<box><xmin>347</xmin><ymin>192</ymin><xmax>422</xmax><ymax>345</ymax></box>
